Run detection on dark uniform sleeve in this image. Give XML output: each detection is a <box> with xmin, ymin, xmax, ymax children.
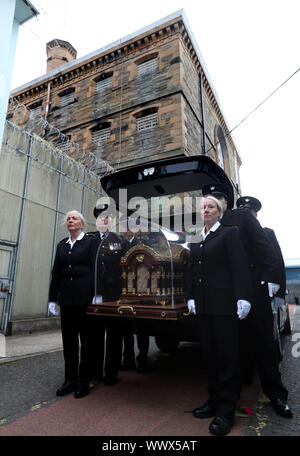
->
<box><xmin>242</xmin><ymin>209</ymin><xmax>281</xmax><ymax>284</ymax></box>
<box><xmin>224</xmin><ymin>226</ymin><xmax>253</xmax><ymax>303</ymax></box>
<box><xmin>48</xmin><ymin>242</ymin><xmax>63</xmax><ymax>303</ymax></box>
<box><xmin>264</xmin><ymin>227</ymin><xmax>286</xmax><ymax>298</ymax></box>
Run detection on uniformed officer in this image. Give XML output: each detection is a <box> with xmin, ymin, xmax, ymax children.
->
<box><xmin>201</xmin><ymin>184</ymin><xmax>292</xmax><ymax>418</ymax></box>
<box><xmin>88</xmin><ymin>203</ymin><xmax>124</xmax><ymax>386</ymax></box>
<box><xmin>48</xmin><ymin>210</ymin><xmax>94</xmax><ymax>398</ymax></box>
<box><xmin>236</xmin><ymin>196</ymin><xmax>287</xmax><ymax>361</ymax></box>
<box><xmin>236</xmin><ymin>195</ymin><xmax>286</xmax><ymax>302</ymax></box>
<box><xmin>186</xmin><ymin>195</ymin><xmax>253</xmax><ymax>435</ymax></box>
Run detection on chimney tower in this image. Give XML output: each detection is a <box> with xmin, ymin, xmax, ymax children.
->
<box><xmin>46</xmin><ymin>39</ymin><xmax>77</xmax><ymax>72</ymax></box>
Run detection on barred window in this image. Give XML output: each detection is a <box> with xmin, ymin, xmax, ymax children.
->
<box><xmin>54</xmin><ymin>136</ymin><xmax>71</xmax><ymax>153</ymax></box>
<box><xmin>137</xmin><ymin>58</ymin><xmax>158</xmax><ymax>77</ymax></box>
<box><xmin>28</xmin><ymin>104</ymin><xmax>41</xmax><ymax>120</ymax></box>
<box><xmin>59</xmin><ymin>89</ymin><xmax>75</xmax><ymax>107</ymax></box>
<box><xmin>96</xmin><ymin>76</ymin><xmax>112</xmax><ymax>93</ymax></box>
<box><xmin>92</xmin><ymin>127</ymin><xmax>111</xmax><ymax>145</ymax></box>
<box><xmin>136</xmin><ymin>112</ymin><xmax>158</xmax><ymax>132</ymax></box>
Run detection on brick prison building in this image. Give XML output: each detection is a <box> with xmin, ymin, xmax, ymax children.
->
<box><xmin>8</xmin><ymin>11</ymin><xmax>241</xmax><ymax>191</ymax></box>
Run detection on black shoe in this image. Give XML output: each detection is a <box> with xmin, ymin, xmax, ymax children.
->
<box><xmin>193</xmin><ymin>402</ymin><xmax>216</xmax><ymax>419</ymax></box>
<box><xmin>137</xmin><ymin>364</ymin><xmax>148</xmax><ymax>374</ymax></box>
<box><xmin>104</xmin><ymin>376</ymin><xmax>118</xmax><ymax>386</ymax></box>
<box><xmin>74</xmin><ymin>382</ymin><xmax>89</xmax><ymax>399</ymax></box>
<box><xmin>271</xmin><ymin>398</ymin><xmax>293</xmax><ymax>418</ymax></box>
<box><xmin>209</xmin><ymin>416</ymin><xmax>233</xmax><ymax>436</ymax></box>
<box><xmin>56</xmin><ymin>380</ymin><xmax>76</xmax><ymax>396</ymax></box>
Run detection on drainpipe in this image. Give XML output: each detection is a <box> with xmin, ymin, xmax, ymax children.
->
<box><xmin>199</xmin><ymin>68</ymin><xmax>206</xmax><ymax>155</ymax></box>
<box><xmin>45</xmin><ymin>82</ymin><xmax>51</xmax><ymax>121</ymax></box>
<box><xmin>43</xmin><ymin>82</ymin><xmax>51</xmax><ymax>137</ymax></box>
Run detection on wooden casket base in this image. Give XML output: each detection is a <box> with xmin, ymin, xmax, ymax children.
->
<box><xmin>87</xmin><ymin>298</ymin><xmax>190</xmax><ymax>320</ymax></box>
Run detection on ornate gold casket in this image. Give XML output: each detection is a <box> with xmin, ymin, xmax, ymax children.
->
<box><xmin>87</xmin><ymin>228</ymin><xmax>190</xmax><ymax>320</ymax></box>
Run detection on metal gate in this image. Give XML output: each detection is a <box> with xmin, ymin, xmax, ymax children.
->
<box><xmin>0</xmin><ymin>241</ymin><xmax>16</xmax><ymax>334</ymax></box>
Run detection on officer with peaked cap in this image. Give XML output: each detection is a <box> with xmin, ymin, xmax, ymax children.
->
<box><xmin>237</xmin><ymin>196</ymin><xmax>288</xmax><ymax>347</ymax></box>
<box><xmin>236</xmin><ymin>196</ymin><xmax>286</xmax><ymax>300</ymax></box>
<box><xmin>88</xmin><ymin>201</ymin><xmax>123</xmax><ymax>386</ymax></box>
<box><xmin>236</xmin><ymin>196</ymin><xmax>262</xmax><ymax>213</ymax></box>
<box><xmin>196</xmin><ymin>184</ymin><xmax>292</xmax><ymax>418</ymax></box>
<box><xmin>203</xmin><ymin>183</ymin><xmax>234</xmax><ymax>210</ymax></box>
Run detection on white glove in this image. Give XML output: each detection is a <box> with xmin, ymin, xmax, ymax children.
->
<box><xmin>92</xmin><ymin>295</ymin><xmax>103</xmax><ymax>304</ymax></box>
<box><xmin>48</xmin><ymin>302</ymin><xmax>59</xmax><ymax>316</ymax></box>
<box><xmin>187</xmin><ymin>299</ymin><xmax>196</xmax><ymax>314</ymax></box>
<box><xmin>237</xmin><ymin>300</ymin><xmax>251</xmax><ymax>320</ymax></box>
<box><xmin>268</xmin><ymin>282</ymin><xmax>280</xmax><ymax>297</ymax></box>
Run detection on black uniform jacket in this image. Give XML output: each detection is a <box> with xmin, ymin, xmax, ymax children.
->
<box><xmin>90</xmin><ymin>231</ymin><xmax>124</xmax><ymax>301</ymax></box>
<box><xmin>221</xmin><ymin>208</ymin><xmax>280</xmax><ymax>286</ymax></box>
<box><xmin>49</xmin><ymin>233</ymin><xmax>94</xmax><ymax>307</ymax></box>
<box><xmin>186</xmin><ymin>224</ymin><xmax>253</xmax><ymax>316</ymax></box>
<box><xmin>264</xmin><ymin>227</ymin><xmax>286</xmax><ymax>299</ymax></box>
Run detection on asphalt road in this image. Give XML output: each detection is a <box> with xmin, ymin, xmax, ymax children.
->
<box><xmin>241</xmin><ymin>305</ymin><xmax>300</xmax><ymax>436</ymax></box>
<box><xmin>0</xmin><ymin>307</ymin><xmax>299</xmax><ymax>441</ymax></box>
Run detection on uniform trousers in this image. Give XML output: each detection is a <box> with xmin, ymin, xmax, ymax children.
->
<box><xmin>60</xmin><ymin>306</ymin><xmax>91</xmax><ymax>383</ymax></box>
<box><xmin>197</xmin><ymin>314</ymin><xmax>240</xmax><ymax>419</ymax></box>
<box><xmin>136</xmin><ymin>333</ymin><xmax>150</xmax><ymax>366</ymax></box>
<box><xmin>240</xmin><ymin>284</ymin><xmax>288</xmax><ymax>401</ymax></box>
<box><xmin>121</xmin><ymin>320</ymin><xmax>136</xmax><ymax>366</ymax></box>
<box><xmin>88</xmin><ymin>316</ymin><xmax>123</xmax><ymax>380</ymax></box>
<box><xmin>121</xmin><ymin>322</ymin><xmax>150</xmax><ymax>367</ymax></box>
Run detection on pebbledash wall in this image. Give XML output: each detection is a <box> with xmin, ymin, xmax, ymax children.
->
<box><xmin>0</xmin><ymin>121</ymin><xmax>100</xmax><ymax>335</ymax></box>
<box><xmin>9</xmin><ymin>11</ymin><xmax>242</xmax><ymax>192</ymax></box>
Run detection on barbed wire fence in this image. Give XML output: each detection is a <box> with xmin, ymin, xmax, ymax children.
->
<box><xmin>0</xmin><ymin>116</ymin><xmax>112</xmax><ymax>328</ymax></box>
<box><xmin>7</xmin><ymin>96</ymin><xmax>115</xmax><ymax>177</ymax></box>
<box><xmin>1</xmin><ymin>119</ymin><xmax>103</xmax><ymax>225</ymax></box>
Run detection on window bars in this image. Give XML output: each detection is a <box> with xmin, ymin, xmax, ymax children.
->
<box><xmin>96</xmin><ymin>76</ymin><xmax>113</xmax><ymax>93</ymax></box>
<box><xmin>60</xmin><ymin>91</ymin><xmax>75</xmax><ymax>107</ymax></box>
<box><xmin>28</xmin><ymin>105</ymin><xmax>42</xmax><ymax>120</ymax></box>
<box><xmin>54</xmin><ymin>139</ymin><xmax>71</xmax><ymax>153</ymax></box>
<box><xmin>92</xmin><ymin>127</ymin><xmax>111</xmax><ymax>145</ymax></box>
<box><xmin>137</xmin><ymin>58</ymin><xmax>158</xmax><ymax>77</ymax></box>
<box><xmin>136</xmin><ymin>112</ymin><xmax>158</xmax><ymax>132</ymax></box>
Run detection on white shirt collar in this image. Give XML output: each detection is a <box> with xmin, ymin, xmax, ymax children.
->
<box><xmin>201</xmin><ymin>221</ymin><xmax>221</xmax><ymax>240</ymax></box>
<box><xmin>66</xmin><ymin>231</ymin><xmax>85</xmax><ymax>248</ymax></box>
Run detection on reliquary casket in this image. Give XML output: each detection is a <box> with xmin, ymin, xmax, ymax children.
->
<box><xmin>87</xmin><ymin>228</ymin><xmax>190</xmax><ymax>320</ymax></box>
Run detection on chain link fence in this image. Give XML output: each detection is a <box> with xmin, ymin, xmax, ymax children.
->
<box><xmin>0</xmin><ymin>121</ymin><xmax>102</xmax><ymax>334</ymax></box>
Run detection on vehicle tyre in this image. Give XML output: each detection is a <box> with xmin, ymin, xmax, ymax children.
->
<box><xmin>282</xmin><ymin>306</ymin><xmax>292</xmax><ymax>335</ymax></box>
<box><xmin>155</xmin><ymin>335</ymin><xmax>179</xmax><ymax>353</ymax></box>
